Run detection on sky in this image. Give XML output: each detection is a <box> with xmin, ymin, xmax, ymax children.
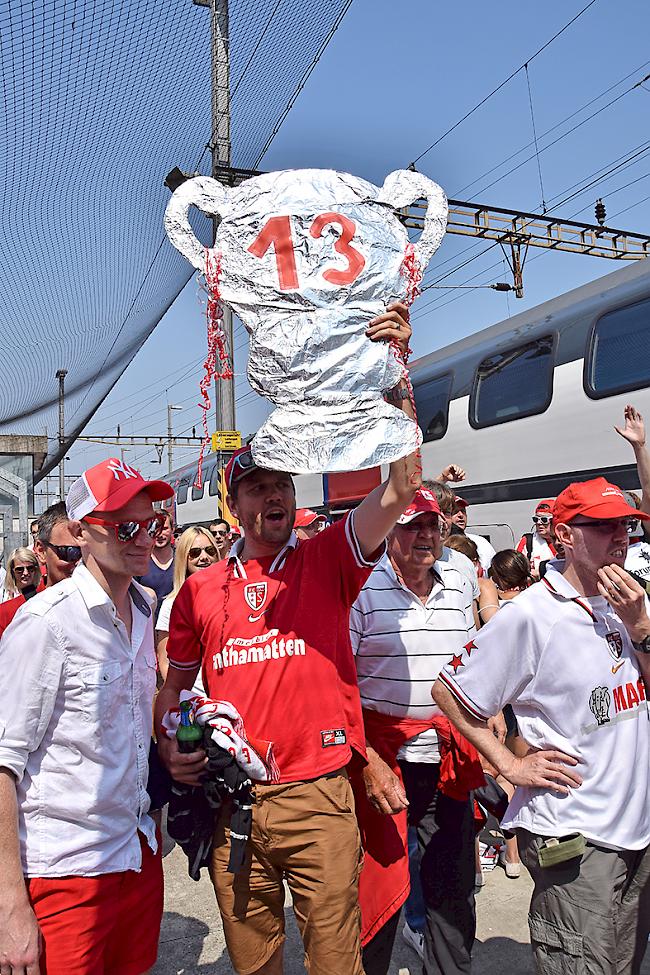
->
<box><xmin>64</xmin><ymin>0</ymin><xmax>650</xmax><ymax>484</ymax></box>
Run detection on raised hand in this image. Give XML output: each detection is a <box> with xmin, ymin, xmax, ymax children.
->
<box><xmin>615</xmin><ymin>404</ymin><xmax>646</xmax><ymax>449</ymax></box>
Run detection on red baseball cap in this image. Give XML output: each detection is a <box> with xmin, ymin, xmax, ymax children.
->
<box><xmin>224</xmin><ymin>445</ymin><xmax>259</xmax><ymax>495</ymax></box>
<box><xmin>454</xmin><ymin>496</ymin><xmax>469</xmax><ymax>509</ymax></box>
<box><xmin>66</xmin><ymin>458</ymin><xmax>174</xmax><ymax>521</ymax></box>
<box><xmin>294</xmin><ymin>508</ymin><xmax>327</xmax><ymax>529</ymax></box>
<box><xmin>553</xmin><ymin>477</ymin><xmax>650</xmax><ymax>527</ymax></box>
<box><xmin>397</xmin><ymin>489</ymin><xmax>442</xmax><ymax>525</ymax></box>
<box><xmin>535</xmin><ymin>499</ymin><xmax>555</xmax><ymax>516</ymax></box>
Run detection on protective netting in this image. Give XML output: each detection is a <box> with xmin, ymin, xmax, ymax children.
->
<box><xmin>0</xmin><ymin>0</ymin><xmax>353</xmax><ymax>477</ymax></box>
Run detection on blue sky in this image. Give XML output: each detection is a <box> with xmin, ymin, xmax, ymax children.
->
<box><xmin>70</xmin><ymin>0</ymin><xmax>650</xmax><ymax>480</ymax></box>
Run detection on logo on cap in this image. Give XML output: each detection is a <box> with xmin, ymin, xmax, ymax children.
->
<box><xmin>107</xmin><ymin>459</ymin><xmax>139</xmax><ymax>481</ymax></box>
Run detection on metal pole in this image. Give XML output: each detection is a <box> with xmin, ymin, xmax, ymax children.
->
<box><xmin>167</xmin><ymin>404</ymin><xmax>173</xmax><ymax>476</ymax></box>
<box><xmin>210</xmin><ymin>0</ymin><xmax>236</xmax><ymax>434</ymax></box>
<box><xmin>55</xmin><ymin>370</ymin><xmax>67</xmax><ymax>502</ymax></box>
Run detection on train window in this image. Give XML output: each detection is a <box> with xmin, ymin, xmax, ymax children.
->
<box><xmin>177</xmin><ymin>480</ymin><xmax>189</xmax><ymax>505</ymax></box>
<box><xmin>191</xmin><ymin>477</ymin><xmax>205</xmax><ymax>501</ymax></box>
<box><xmin>414</xmin><ymin>373</ymin><xmax>453</xmax><ymax>442</ymax></box>
<box><xmin>208</xmin><ymin>461</ymin><xmax>221</xmax><ymax>497</ymax></box>
<box><xmin>585</xmin><ymin>298</ymin><xmax>650</xmax><ymax>399</ymax></box>
<box><xmin>470</xmin><ymin>334</ymin><xmax>555</xmax><ymax>429</ymax></box>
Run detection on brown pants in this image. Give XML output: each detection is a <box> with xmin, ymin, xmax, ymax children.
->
<box><xmin>210</xmin><ymin>771</ymin><xmax>365</xmax><ymax>975</ymax></box>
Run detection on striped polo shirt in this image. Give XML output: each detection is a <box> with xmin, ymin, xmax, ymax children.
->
<box><xmin>350</xmin><ymin>553</ymin><xmax>476</xmax><ymax>762</ymax></box>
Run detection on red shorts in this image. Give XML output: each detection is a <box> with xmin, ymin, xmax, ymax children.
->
<box><xmin>27</xmin><ymin>834</ymin><xmax>163</xmax><ymax>975</ymax></box>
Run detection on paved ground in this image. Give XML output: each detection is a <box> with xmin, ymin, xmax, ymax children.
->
<box><xmin>154</xmin><ymin>842</ymin><xmax>650</xmax><ymax>974</ymax></box>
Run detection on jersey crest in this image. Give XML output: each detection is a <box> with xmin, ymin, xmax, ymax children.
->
<box><xmin>606</xmin><ymin>630</ymin><xmax>623</xmax><ymax>661</ymax></box>
<box><xmin>244</xmin><ymin>582</ymin><xmax>268</xmax><ymax>612</ymax></box>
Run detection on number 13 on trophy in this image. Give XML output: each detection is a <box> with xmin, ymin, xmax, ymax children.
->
<box><xmin>248</xmin><ymin>212</ymin><xmax>366</xmax><ymax>290</ymax></box>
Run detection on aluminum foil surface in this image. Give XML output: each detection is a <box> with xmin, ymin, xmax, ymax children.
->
<box><xmin>165</xmin><ymin>168</ymin><xmax>448</xmax><ymax>474</ymax></box>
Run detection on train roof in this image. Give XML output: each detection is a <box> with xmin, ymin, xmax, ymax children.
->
<box><xmin>409</xmin><ymin>259</ymin><xmax>650</xmax><ymax>396</ymax></box>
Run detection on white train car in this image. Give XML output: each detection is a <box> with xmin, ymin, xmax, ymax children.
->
<box><xmin>409</xmin><ymin>258</ymin><xmax>650</xmax><ymax>547</ymax></box>
<box><xmin>164</xmin><ymin>259</ymin><xmax>650</xmax><ymax>544</ymax></box>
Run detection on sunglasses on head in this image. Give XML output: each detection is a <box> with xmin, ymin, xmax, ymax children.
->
<box><xmin>43</xmin><ymin>541</ymin><xmax>82</xmax><ymax>563</ymax></box>
<box><xmin>533</xmin><ymin>515</ymin><xmax>552</xmax><ymax>525</ymax></box>
<box><xmin>229</xmin><ymin>450</ymin><xmax>256</xmax><ymax>485</ymax></box>
<box><xmin>84</xmin><ymin>512</ymin><xmax>166</xmax><ymax>543</ymax></box>
<box><xmin>188</xmin><ymin>545</ymin><xmax>217</xmax><ymax>560</ymax></box>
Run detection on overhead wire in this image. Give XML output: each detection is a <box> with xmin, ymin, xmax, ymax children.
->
<box><xmin>410</xmin><ymin>0</ymin><xmax>600</xmax><ymax>165</ymax></box>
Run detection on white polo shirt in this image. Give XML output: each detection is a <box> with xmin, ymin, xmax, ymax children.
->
<box><xmin>350</xmin><ymin>554</ymin><xmax>475</xmax><ymax>762</ymax></box>
<box><xmin>438</xmin><ymin>563</ymin><xmax>650</xmax><ymax>850</ymax></box>
<box><xmin>0</xmin><ymin>564</ymin><xmax>157</xmax><ymax>876</ymax></box>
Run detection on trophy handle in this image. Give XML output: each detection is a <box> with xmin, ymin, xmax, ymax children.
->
<box><xmin>164</xmin><ymin>175</ymin><xmax>228</xmax><ymax>271</ymax></box>
<box><xmin>377</xmin><ymin>170</ymin><xmax>448</xmax><ymax>269</ymax></box>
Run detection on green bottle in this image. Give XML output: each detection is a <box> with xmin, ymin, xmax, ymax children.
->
<box><xmin>176</xmin><ymin>701</ymin><xmax>203</xmax><ymax>753</ymax></box>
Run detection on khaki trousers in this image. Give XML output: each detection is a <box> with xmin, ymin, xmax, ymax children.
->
<box><xmin>210</xmin><ymin>771</ymin><xmax>365</xmax><ymax>975</ymax></box>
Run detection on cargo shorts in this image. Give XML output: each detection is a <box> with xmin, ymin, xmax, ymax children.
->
<box><xmin>518</xmin><ymin>829</ymin><xmax>650</xmax><ymax>975</ymax></box>
<box><xmin>210</xmin><ymin>770</ymin><xmax>365</xmax><ymax>975</ymax></box>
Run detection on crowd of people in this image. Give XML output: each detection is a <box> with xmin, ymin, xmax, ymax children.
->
<box><xmin>1</xmin><ymin>307</ymin><xmax>650</xmax><ymax>975</ymax></box>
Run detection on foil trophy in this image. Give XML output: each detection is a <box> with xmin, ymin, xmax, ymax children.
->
<box><xmin>165</xmin><ymin>168</ymin><xmax>448</xmax><ymax>473</ymax></box>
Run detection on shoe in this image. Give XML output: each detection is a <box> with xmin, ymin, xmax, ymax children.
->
<box><xmin>498</xmin><ymin>849</ymin><xmax>521</xmax><ymax>878</ymax></box>
<box><xmin>402</xmin><ymin>921</ymin><xmax>424</xmax><ymax>961</ymax></box>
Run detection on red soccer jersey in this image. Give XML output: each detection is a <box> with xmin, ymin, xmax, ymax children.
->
<box><xmin>167</xmin><ymin>513</ymin><xmax>379</xmax><ymax>782</ymax></box>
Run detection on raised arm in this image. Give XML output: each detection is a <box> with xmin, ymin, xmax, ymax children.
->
<box><xmin>615</xmin><ymin>404</ymin><xmax>650</xmax><ymax>516</ymax></box>
<box><xmin>353</xmin><ymin>302</ymin><xmax>420</xmax><ymax>558</ymax></box>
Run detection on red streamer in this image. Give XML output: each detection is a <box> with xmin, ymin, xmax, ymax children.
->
<box><xmin>195</xmin><ymin>250</ymin><xmax>233</xmax><ymax>489</ymax></box>
<box><xmin>391</xmin><ymin>243</ymin><xmax>424</xmax><ymax>484</ymax></box>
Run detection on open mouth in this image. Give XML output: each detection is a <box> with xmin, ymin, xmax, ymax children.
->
<box><xmin>265</xmin><ymin>509</ymin><xmax>286</xmax><ymax>524</ymax></box>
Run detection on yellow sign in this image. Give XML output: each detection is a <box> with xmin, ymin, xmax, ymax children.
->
<box><xmin>211</xmin><ymin>430</ymin><xmax>242</xmax><ymax>452</ymax></box>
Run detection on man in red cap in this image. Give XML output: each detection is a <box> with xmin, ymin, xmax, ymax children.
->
<box><xmin>516</xmin><ymin>499</ymin><xmax>557</xmax><ymax>578</ymax></box>
<box><xmin>350</xmin><ymin>488</ymin><xmax>485</xmax><ymax>975</ymax></box>
<box><xmin>293</xmin><ymin>508</ymin><xmax>327</xmax><ymax>540</ymax></box>
<box><xmin>155</xmin><ymin>304</ymin><xmax>421</xmax><ymax>975</ymax></box>
<box><xmin>0</xmin><ymin>457</ymin><xmax>173</xmax><ymax>975</ymax></box>
<box><xmin>434</xmin><ymin>476</ymin><xmax>650</xmax><ymax>975</ymax></box>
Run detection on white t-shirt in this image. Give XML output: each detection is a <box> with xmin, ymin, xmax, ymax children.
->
<box><xmin>156</xmin><ymin>593</ymin><xmax>174</xmax><ymax>633</ymax></box>
<box><xmin>350</xmin><ymin>554</ymin><xmax>475</xmax><ymax>762</ymax></box>
<box><xmin>626</xmin><ymin>541</ymin><xmax>650</xmax><ymax>590</ymax></box>
<box><xmin>439</xmin><ymin>546</ymin><xmax>480</xmax><ymax>601</ymax></box>
<box><xmin>517</xmin><ymin>531</ymin><xmax>555</xmax><ymax>575</ymax></box>
<box><xmin>156</xmin><ymin>592</ymin><xmax>205</xmax><ymax>695</ymax></box>
<box><xmin>438</xmin><ymin>564</ymin><xmax>650</xmax><ymax>850</ymax></box>
<box><xmin>466</xmin><ymin>532</ymin><xmax>496</xmax><ymax>572</ymax></box>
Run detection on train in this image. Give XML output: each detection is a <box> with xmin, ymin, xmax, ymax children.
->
<box><xmin>163</xmin><ymin>258</ymin><xmax>650</xmax><ymax>547</ymax></box>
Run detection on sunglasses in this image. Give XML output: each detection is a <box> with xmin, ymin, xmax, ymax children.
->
<box><xmin>571</xmin><ymin>518</ymin><xmax>638</xmax><ymax>534</ymax></box>
<box><xmin>229</xmin><ymin>450</ymin><xmax>256</xmax><ymax>487</ymax></box>
<box><xmin>14</xmin><ymin>565</ymin><xmax>37</xmax><ymax>575</ymax></box>
<box><xmin>532</xmin><ymin>515</ymin><xmax>553</xmax><ymax>525</ymax></box>
<box><xmin>84</xmin><ymin>513</ymin><xmax>166</xmax><ymax>543</ymax></box>
<box><xmin>43</xmin><ymin>541</ymin><xmax>82</xmax><ymax>563</ymax></box>
<box><xmin>188</xmin><ymin>545</ymin><xmax>217</xmax><ymax>560</ymax></box>
<box><xmin>399</xmin><ymin>517</ymin><xmax>440</xmax><ymax>533</ymax></box>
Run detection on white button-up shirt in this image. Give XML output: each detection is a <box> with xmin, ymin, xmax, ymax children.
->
<box><xmin>0</xmin><ymin>564</ymin><xmax>157</xmax><ymax>877</ymax></box>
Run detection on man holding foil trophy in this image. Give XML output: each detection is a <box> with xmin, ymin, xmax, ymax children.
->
<box><xmin>157</xmin><ymin>167</ymin><xmax>448</xmax><ymax>974</ymax></box>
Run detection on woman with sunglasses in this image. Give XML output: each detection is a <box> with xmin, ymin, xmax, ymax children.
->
<box><xmin>1</xmin><ymin>547</ymin><xmax>41</xmax><ymax>602</ymax></box>
<box><xmin>515</xmin><ymin>499</ymin><xmax>556</xmax><ymax>580</ymax></box>
<box><xmin>155</xmin><ymin>526</ymin><xmax>219</xmax><ymax>681</ymax></box>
